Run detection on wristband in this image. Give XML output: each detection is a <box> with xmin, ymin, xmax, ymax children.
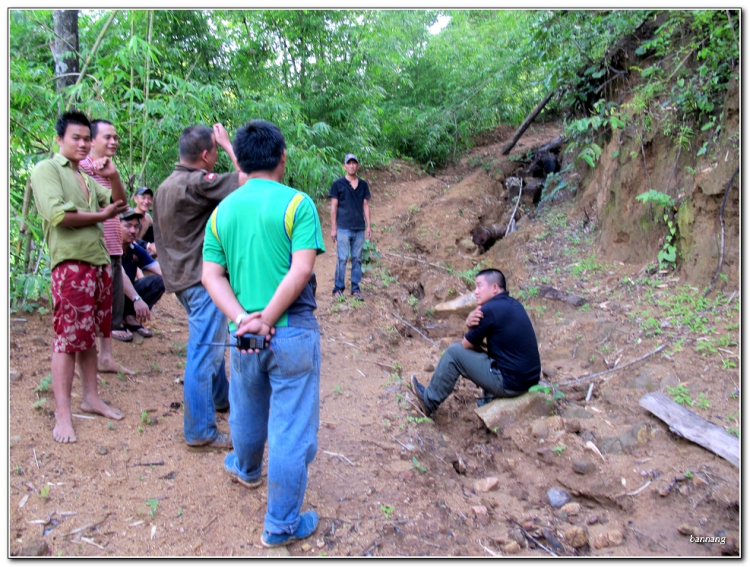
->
<box><xmin>235</xmin><ymin>312</ymin><xmax>249</xmax><ymax>327</ymax></box>
<box><xmin>132</xmin><ymin>295</ymin><xmax>141</xmax><ymax>302</ymax></box>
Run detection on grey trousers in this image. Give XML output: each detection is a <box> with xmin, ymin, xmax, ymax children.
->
<box><xmin>423</xmin><ymin>343</ymin><xmax>524</xmax><ymax>413</ymax></box>
<box><xmin>110</xmin><ymin>255</ymin><xmax>124</xmax><ymax>330</ymax></box>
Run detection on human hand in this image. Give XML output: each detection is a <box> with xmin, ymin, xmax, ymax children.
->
<box><xmin>213</xmin><ymin>123</ymin><xmax>231</xmax><ymax>150</ymax></box>
<box><xmin>92</xmin><ymin>157</ymin><xmax>118</xmax><ymax>178</ymax></box>
<box><xmin>133</xmin><ymin>299</ymin><xmax>151</xmax><ymax>322</ymax></box>
<box><xmin>330</xmin><ymin>228</ymin><xmax>337</xmax><ymax>243</ymax></box>
<box><xmin>146</xmin><ymin>242</ymin><xmax>158</xmax><ymax>258</ymax></box>
<box><xmin>103</xmin><ymin>200</ymin><xmax>129</xmax><ymax>219</ymax></box>
<box><xmin>365</xmin><ymin>228</ymin><xmax>372</xmax><ymax>240</ymax></box>
<box><xmin>466</xmin><ymin>306</ymin><xmax>483</xmax><ymax>328</ymax></box>
<box><xmin>236</xmin><ymin>312</ymin><xmax>275</xmax><ymax>354</ymax></box>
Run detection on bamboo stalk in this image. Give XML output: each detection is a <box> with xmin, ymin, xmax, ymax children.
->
<box><xmin>66</xmin><ymin>10</ymin><xmax>118</xmax><ymax>109</ymax></box>
<box><xmin>140</xmin><ymin>10</ymin><xmax>153</xmax><ymax>186</ymax></box>
<box><xmin>129</xmin><ymin>17</ymin><xmax>134</xmax><ymax>175</ymax></box>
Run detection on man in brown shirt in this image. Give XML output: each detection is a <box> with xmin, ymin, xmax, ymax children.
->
<box><xmin>153</xmin><ymin>123</ymin><xmax>248</xmax><ymax>450</ymax></box>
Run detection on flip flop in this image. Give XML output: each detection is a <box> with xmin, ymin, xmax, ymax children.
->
<box><xmin>111</xmin><ymin>327</ymin><xmax>133</xmax><ymax>342</ymax></box>
<box><xmin>125</xmin><ymin>323</ymin><xmax>153</xmax><ymax>338</ymax></box>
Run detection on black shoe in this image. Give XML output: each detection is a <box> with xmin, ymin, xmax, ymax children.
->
<box><xmin>477</xmin><ymin>389</ymin><xmax>496</xmax><ymax>408</ymax></box>
<box><xmin>410</xmin><ymin>375</ymin><xmax>431</xmax><ymax>416</ymax></box>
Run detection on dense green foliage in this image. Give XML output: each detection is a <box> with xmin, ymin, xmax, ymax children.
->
<box><xmin>9</xmin><ymin>9</ymin><xmax>738</xmax><ymax>309</ymax></box>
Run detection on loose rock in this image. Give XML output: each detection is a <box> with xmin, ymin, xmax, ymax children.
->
<box><xmin>531</xmin><ymin>420</ymin><xmax>548</xmax><ymax>439</ymax></box>
<box><xmin>564</xmin><ymin>525</ymin><xmax>589</xmax><ymax>548</ymax></box>
<box><xmin>10</xmin><ymin>368</ymin><xmax>22</xmax><ymax>382</ymax></box>
<box><xmin>96</xmin><ymin>445</ymin><xmax>108</xmax><ymax>455</ymax></box>
<box><xmin>502</xmin><ymin>541</ymin><xmax>521</xmax><ymax>554</ymax></box>
<box><xmin>424</xmin><ymin>363</ymin><xmax>435</xmax><ymax>372</ymax></box>
<box><xmin>561</xmin><ymin>502</ymin><xmax>581</xmax><ymax>516</ymax></box>
<box><xmin>547</xmin><ymin>487</ymin><xmax>570</xmax><ymax>508</ymax></box>
<box><xmin>17</xmin><ymin>539</ymin><xmax>48</xmax><ymax>557</ymax></box>
<box><xmin>607</xmin><ymin>530</ymin><xmax>624</xmax><ymax>546</ymax></box>
<box><xmin>572</xmin><ymin>458</ymin><xmax>596</xmax><ymax>475</ymax></box>
<box><xmin>592</xmin><ymin>532</ymin><xmax>610</xmax><ymax>549</ymax></box>
<box><xmin>563</xmin><ymin>418</ymin><xmax>581</xmax><ymax>433</ymax></box>
<box><xmin>678</xmin><ymin>524</ymin><xmax>697</xmax><ymax>536</ymax></box>
<box><xmin>586</xmin><ymin>514</ymin><xmax>599</xmax><ymax>525</ymax></box>
<box><xmin>472</xmin><ymin>505</ymin><xmax>489</xmax><ymax>526</ymax></box>
<box><xmin>301</xmin><ymin>543</ymin><xmax>312</xmax><ymax>552</ymax></box>
<box><xmin>31</xmin><ymin>336</ymin><xmax>48</xmax><ymax>347</ymax></box>
<box><xmin>474</xmin><ymin>477</ymin><xmax>499</xmax><ymax>493</ymax></box>
<box><xmin>509</xmin><ymin>528</ymin><xmax>525</xmax><ymax>545</ymax></box>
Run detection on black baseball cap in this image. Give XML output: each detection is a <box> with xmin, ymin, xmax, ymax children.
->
<box><xmin>344</xmin><ymin>153</ymin><xmax>359</xmax><ymax>164</ymax></box>
<box><xmin>135</xmin><ymin>186</ymin><xmax>153</xmax><ymax>196</ymax></box>
<box><xmin>119</xmin><ymin>207</ymin><xmax>144</xmax><ymax>221</ymax></box>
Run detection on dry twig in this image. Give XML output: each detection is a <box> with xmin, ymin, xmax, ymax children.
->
<box><xmin>558</xmin><ymin>344</ymin><xmax>666</xmax><ymax>386</ymax></box>
<box><xmin>390</xmin><ymin>312</ymin><xmax>438</xmax><ymax>347</ymax></box>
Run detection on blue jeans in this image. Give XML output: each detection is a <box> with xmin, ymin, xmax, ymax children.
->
<box><xmin>334</xmin><ymin>229</ymin><xmax>365</xmax><ymax>293</ymax></box>
<box><xmin>227</xmin><ymin>326</ymin><xmax>320</xmax><ymax>535</ymax></box>
<box><xmin>175</xmin><ymin>284</ymin><xmax>230</xmax><ymax>445</ymax></box>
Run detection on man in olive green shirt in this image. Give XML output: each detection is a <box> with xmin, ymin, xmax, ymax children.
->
<box><xmin>31</xmin><ymin>110</ymin><xmax>129</xmax><ymax>444</ymax></box>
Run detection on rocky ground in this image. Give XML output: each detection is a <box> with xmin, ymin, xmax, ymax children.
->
<box><xmin>8</xmin><ymin>123</ymin><xmax>740</xmax><ymax>557</ymax></box>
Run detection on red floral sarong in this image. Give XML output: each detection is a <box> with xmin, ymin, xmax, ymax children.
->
<box><xmin>51</xmin><ymin>260</ymin><xmax>112</xmax><ymax>353</ymax></box>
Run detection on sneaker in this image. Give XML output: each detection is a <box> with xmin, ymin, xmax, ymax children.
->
<box><xmin>224</xmin><ymin>452</ymin><xmax>262</xmax><ymax>489</ymax></box>
<box><xmin>410</xmin><ymin>375</ymin><xmax>431</xmax><ymax>416</ymax></box>
<box><xmin>332</xmin><ymin>289</ymin><xmax>344</xmax><ymax>298</ymax></box>
<box><xmin>186</xmin><ymin>432</ymin><xmax>233</xmax><ymax>452</ymax></box>
<box><xmin>351</xmin><ymin>290</ymin><xmax>364</xmax><ymax>301</ymax></box>
<box><xmin>477</xmin><ymin>389</ymin><xmax>496</xmax><ymax>408</ymax></box>
<box><xmin>261</xmin><ymin>510</ymin><xmax>319</xmax><ymax>548</ymax></box>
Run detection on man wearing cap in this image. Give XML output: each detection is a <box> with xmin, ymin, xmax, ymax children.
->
<box><xmin>132</xmin><ymin>186</ymin><xmax>157</xmax><ymax>258</ymax></box>
<box><xmin>329</xmin><ymin>153</ymin><xmax>371</xmax><ymax>301</ymax></box>
<box><xmin>153</xmin><ymin>123</ymin><xmax>248</xmax><ymax>450</ymax></box>
<box><xmin>120</xmin><ymin>207</ymin><xmax>164</xmax><ymax>338</ymax></box>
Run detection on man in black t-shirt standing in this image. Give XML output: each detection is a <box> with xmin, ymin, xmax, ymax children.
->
<box><xmin>411</xmin><ymin>269</ymin><xmax>541</xmax><ymax>416</ymax></box>
<box><xmin>329</xmin><ymin>153</ymin><xmax>371</xmax><ymax>301</ymax></box>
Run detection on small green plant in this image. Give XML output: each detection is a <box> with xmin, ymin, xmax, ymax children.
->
<box><xmin>150</xmin><ymin>362</ymin><xmax>161</xmax><ymax>373</ymax></box>
<box><xmin>40</xmin><ymin>485</ymin><xmax>50</xmax><ymax>499</ymax></box>
<box><xmin>137</xmin><ymin>426</ymin><xmax>144</xmax><ymax>434</ymax></box>
<box><xmin>170</xmin><ymin>341</ymin><xmax>188</xmax><ymax>357</ymax></box>
<box><xmin>14</xmin><ymin>465</ymin><xmax>23</xmax><ymax>475</ymax></box>
<box><xmin>411</xmin><ymin>457</ymin><xmax>427</xmax><ymax>472</ymax></box>
<box><xmin>636</xmin><ymin>190</ymin><xmax>678</xmax><ymax>269</ymax></box>
<box><xmin>108</xmin><ymin>422</ymin><xmax>115</xmax><ymax>431</ymax></box>
<box><xmin>407</xmin><ymin>294</ymin><xmax>419</xmax><ymax>312</ymax></box>
<box><xmin>117</xmin><ymin>370</ymin><xmax>126</xmax><ymax>382</ymax></box>
<box><xmin>424</xmin><ymin>307</ymin><xmax>434</xmax><ymax>318</ymax></box>
<box><xmin>381</xmin><ymin>504</ymin><xmax>395</xmax><ymax>519</ymax></box>
<box><xmin>696</xmin><ymin>393</ymin><xmax>710</xmax><ymax>410</ymax></box>
<box><xmin>722</xmin><ymin>359</ymin><xmax>737</xmax><ymax>370</ymax></box>
<box><xmin>32</xmin><ymin>398</ymin><xmax>47</xmax><ymax>409</ymax></box>
<box><xmin>552</xmin><ymin>445</ymin><xmax>565</xmax><ymax>455</ymax></box>
<box><xmin>408</xmin><ymin>204</ymin><xmax>421</xmax><ymax>215</ymax></box>
<box><xmin>146</xmin><ymin>498</ymin><xmax>159</xmax><ymax>518</ymax></box>
<box><xmin>177</xmin><ymin>507</ymin><xmax>183</xmax><ymax>517</ymax></box>
<box><xmin>684</xmin><ymin>470</ymin><xmax>693</xmax><ymax>479</ymax></box>
<box><xmin>362</xmin><ymin>239</ymin><xmax>381</xmax><ymax>267</ymax></box>
<box><xmin>667</xmin><ymin>384</ymin><xmax>693</xmax><ymax>406</ymax></box>
<box><xmin>34</xmin><ymin>374</ymin><xmax>52</xmax><ymax>393</ymax></box>
<box><xmin>407</xmin><ymin>415</ymin><xmax>432</xmax><ymax>424</ymax></box>
<box><xmin>141</xmin><ymin>410</ymin><xmax>152</xmax><ymax>425</ymax></box>
<box><xmin>578</xmin><ymin>303</ymin><xmax>591</xmax><ymax>312</ymax></box>
<box><xmin>528</xmin><ymin>383</ymin><xmax>565</xmax><ymax>405</ymax></box>
<box><xmin>333</xmin><ymin>384</ymin><xmax>343</xmax><ymax>395</ymax></box>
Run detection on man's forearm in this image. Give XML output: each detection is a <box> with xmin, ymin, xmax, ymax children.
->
<box><xmin>202</xmin><ymin>262</ymin><xmax>245</xmax><ymax>323</ymax></box>
<box><xmin>363</xmin><ymin>201</ymin><xmax>371</xmax><ymax>228</ymax></box>
<box><xmin>109</xmin><ymin>172</ymin><xmax>127</xmax><ymax>205</ymax></box>
<box><xmin>58</xmin><ymin>210</ymin><xmax>108</xmax><ymax>228</ymax></box>
<box><xmin>122</xmin><ymin>268</ymin><xmax>138</xmax><ymax>299</ymax></box>
<box><xmin>261</xmin><ymin>265</ymin><xmax>312</xmax><ymax>327</ymax></box>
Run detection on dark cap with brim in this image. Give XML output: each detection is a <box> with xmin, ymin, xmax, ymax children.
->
<box><xmin>344</xmin><ymin>153</ymin><xmax>359</xmax><ymax>164</ymax></box>
<box><xmin>135</xmin><ymin>186</ymin><xmax>153</xmax><ymax>196</ymax></box>
<box><xmin>119</xmin><ymin>207</ymin><xmax>144</xmax><ymax>221</ymax></box>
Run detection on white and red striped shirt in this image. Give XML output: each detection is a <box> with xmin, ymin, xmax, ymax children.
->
<box><xmin>80</xmin><ymin>155</ymin><xmax>123</xmax><ymax>257</ymax></box>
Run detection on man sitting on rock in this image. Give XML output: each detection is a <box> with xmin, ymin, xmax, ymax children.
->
<box><xmin>411</xmin><ymin>268</ymin><xmax>541</xmax><ymax>415</ymax></box>
<box><xmin>120</xmin><ymin>207</ymin><xmax>165</xmax><ymax>338</ymax></box>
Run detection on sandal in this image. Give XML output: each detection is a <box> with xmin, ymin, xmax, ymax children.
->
<box><xmin>124</xmin><ymin>323</ymin><xmax>153</xmax><ymax>338</ymax></box>
<box><xmin>111</xmin><ymin>327</ymin><xmax>133</xmax><ymax>342</ymax></box>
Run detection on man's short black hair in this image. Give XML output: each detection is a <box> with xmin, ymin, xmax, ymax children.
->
<box><xmin>477</xmin><ymin>268</ymin><xmax>506</xmax><ymax>291</ymax></box>
<box><xmin>179</xmin><ymin>126</ymin><xmax>215</xmax><ymax>163</ymax></box>
<box><xmin>233</xmin><ymin>120</ymin><xmax>286</xmax><ymax>174</ymax></box>
<box><xmin>90</xmin><ymin>119</ymin><xmax>114</xmax><ymax>140</ymax></box>
<box><xmin>55</xmin><ymin>109</ymin><xmax>90</xmax><ymax>138</ymax></box>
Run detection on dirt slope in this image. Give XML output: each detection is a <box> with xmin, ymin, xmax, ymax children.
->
<box><xmin>9</xmin><ymin>124</ymin><xmax>740</xmax><ymax>557</ymax></box>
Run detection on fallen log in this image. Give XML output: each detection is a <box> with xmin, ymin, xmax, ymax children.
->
<box><xmin>501</xmin><ymin>90</ymin><xmax>556</xmax><ymax>155</ymax></box>
<box><xmin>639</xmin><ymin>392</ymin><xmax>739</xmax><ymax>469</ymax></box>
<box><xmin>471</xmin><ymin>224</ymin><xmax>506</xmax><ymax>250</ymax></box>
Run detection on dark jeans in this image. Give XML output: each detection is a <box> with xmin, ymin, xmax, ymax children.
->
<box><xmin>124</xmin><ymin>275</ymin><xmax>165</xmax><ymax>317</ymax></box>
<box><xmin>423</xmin><ymin>343</ymin><xmax>524</xmax><ymax>413</ymax></box>
<box><xmin>110</xmin><ymin>255</ymin><xmax>124</xmax><ymax>330</ymax></box>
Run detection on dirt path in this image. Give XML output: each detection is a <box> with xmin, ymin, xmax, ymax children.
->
<box><xmin>9</xmin><ymin>125</ymin><xmax>740</xmax><ymax>556</ymax></box>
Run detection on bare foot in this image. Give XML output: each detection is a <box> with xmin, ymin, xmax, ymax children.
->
<box><xmin>80</xmin><ymin>397</ymin><xmax>125</xmax><ymax>420</ymax></box>
<box><xmin>52</xmin><ymin>415</ymin><xmax>77</xmax><ymax>443</ymax></box>
<box><xmin>98</xmin><ymin>359</ymin><xmax>135</xmax><ymax>375</ymax></box>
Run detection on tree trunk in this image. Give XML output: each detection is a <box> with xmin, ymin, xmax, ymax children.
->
<box><xmin>52</xmin><ymin>10</ymin><xmax>79</xmax><ymax>93</ymax></box>
<box><xmin>501</xmin><ymin>90</ymin><xmax>555</xmax><ymax>155</ymax></box>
